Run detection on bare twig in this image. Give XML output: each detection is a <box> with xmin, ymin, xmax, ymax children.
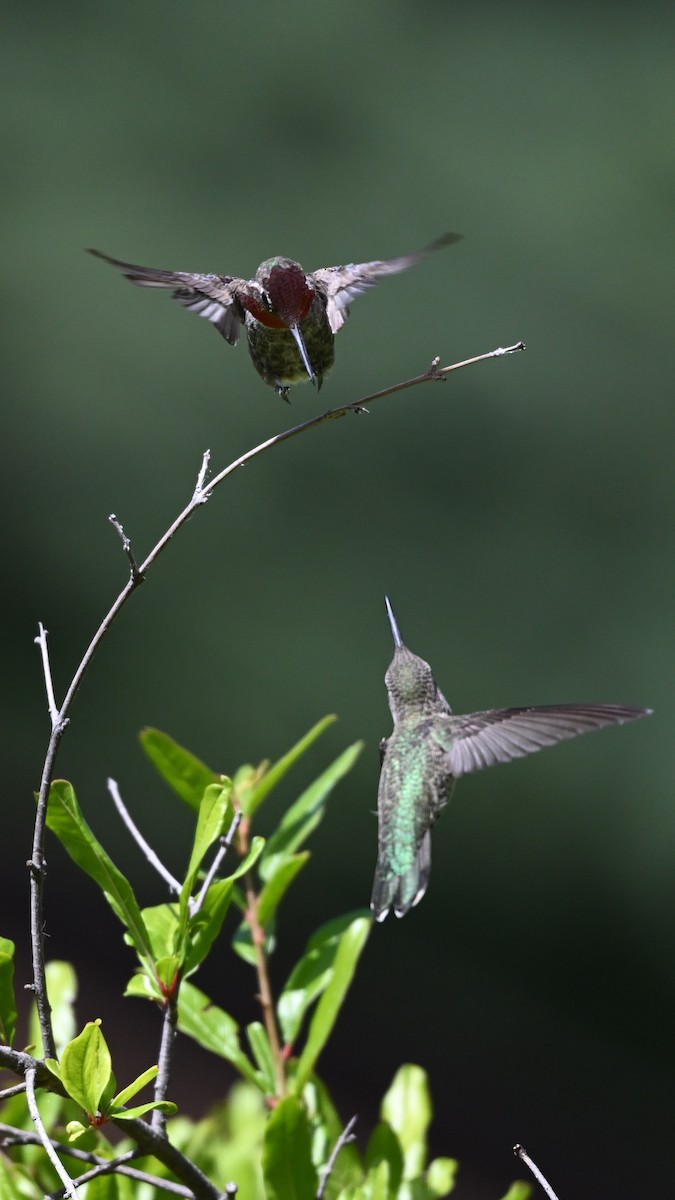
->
<box><xmin>242</xmin><ymin>863</ymin><xmax>285</xmax><ymax>1096</ymax></box>
<box><xmin>47</xmin><ymin>1149</ymin><xmax>194</xmax><ymax>1200</ymax></box>
<box><xmin>192</xmin><ymin>449</ymin><xmax>211</xmax><ymax>501</ymax></box>
<box><xmin>25</xmin><ymin>1066</ymin><xmax>80</xmax><ymax>1199</ymax></box>
<box><xmin>108</xmin><ymin>777</ymin><xmax>182</xmax><ymax>895</ymax></box>
<box><xmin>51</xmin><ymin>1161</ymin><xmax>193</xmax><ymax>1199</ymax></box>
<box><xmin>109</xmin><ymin>514</ymin><xmax>143</xmax><ymax>582</ymax></box>
<box><xmin>152</xmin><ymin>997</ymin><xmax>178</xmax><ymax>1135</ymax></box>
<box><xmin>34</xmin><ymin>623</ymin><xmax>60</xmax><ymax>728</ymax></box>
<box><xmin>513</xmin><ymin>1144</ymin><xmax>560</xmax><ymax>1200</ymax></box>
<box><xmin>30</xmin><ymin>341</ymin><xmax>523</xmax><ymax>1061</ymax></box>
<box><xmin>317</xmin><ymin>1114</ymin><xmax>358</xmax><ymax>1200</ymax></box>
<box><xmin>0</xmin><ymin>1081</ymin><xmax>27</xmax><ymax>1101</ymax></box>
<box><xmin>192</xmin><ymin>812</ymin><xmax>242</xmax><ymax>916</ymax></box>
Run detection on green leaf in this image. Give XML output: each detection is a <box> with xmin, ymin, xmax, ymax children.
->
<box><xmin>302</xmin><ymin>1076</ymin><xmax>362</xmax><ymax>1192</ymax></box>
<box><xmin>278</xmin><ymin>913</ymin><xmax>369</xmax><ymax>1046</ymax></box>
<box><xmin>111</xmin><ymin>1064</ymin><xmax>158</xmax><ymax>1108</ymax></box>
<box><xmin>260</xmin><ymin>742</ymin><xmax>363</xmax><ymax>882</ymax></box>
<box><xmin>0</xmin><ymin>1150</ymin><xmax>44</xmax><ymax>1200</ymax></box>
<box><xmin>180</xmin><ymin>782</ymin><xmax>234</xmax><ymax>907</ymax></box>
<box><xmin>499</xmin><ymin>1185</ymin><xmax>531</xmax><ymax>1200</ymax></box>
<box><xmin>361</xmin><ymin>1160</ymin><xmax>394</xmax><ymax>1200</ymax></box>
<box><xmin>136</xmin><ymin>904</ymin><xmax>180</xmax><ymax>961</ymax></box>
<box><xmin>66</xmin><ymin>1120</ymin><xmax>88</xmax><ymax>1143</ymax></box>
<box><xmin>28</xmin><ymin>961</ymin><xmax>78</xmax><ymax>1059</ymax></box>
<box><xmin>246</xmin><ymin>1022</ymin><xmax>278</xmax><ymax>1096</ymax></box>
<box><xmin>60</xmin><ymin>1020</ymin><xmax>112</xmax><ymax>1114</ymax></box>
<box><xmin>258</xmin><ymin>853</ymin><xmax>310</xmax><ymax>924</ymax></box>
<box><xmin>366</xmin><ymin>1122</ymin><xmax>404</xmax><ymax>1193</ymax></box>
<box><xmin>45</xmin><ymin>961</ymin><xmax>78</xmax><ymax>1054</ymax></box>
<box><xmin>426</xmin><ymin>1158</ymin><xmax>458</xmax><ymax>1197</ymax></box>
<box><xmin>85</xmin><ymin>1171</ymin><xmax>135</xmax><ymax>1200</ymax></box>
<box><xmin>175</xmin><ymin>980</ymin><xmax>262</xmax><ymax>1089</ymax></box>
<box><xmin>140</xmin><ymin>727</ymin><xmax>218</xmax><ymax>812</ymax></box>
<box><xmin>184</xmin><ymin>836</ymin><xmax>265</xmax><ymax>976</ymax></box>
<box><xmin>381</xmin><ymin>1065</ymin><xmax>431</xmax><ymax>1181</ymax></box>
<box><xmin>245</xmin><ymin>715</ymin><xmax>338</xmax><ymax>818</ymax></box>
<box><xmin>124</xmin><ymin>972</ymin><xmax>163</xmax><ymax>1004</ymax></box>
<box><xmin>262</xmin><ymin>1095</ymin><xmax>318</xmax><ymax>1200</ymax></box>
<box><xmin>0</xmin><ymin>940</ymin><xmax>17</xmax><ymax>1046</ymax></box>
<box><xmin>112</xmin><ymin>1099</ymin><xmax>177</xmax><ymax>1120</ymax></box>
<box><xmin>46</xmin><ymin>781</ymin><xmax>154</xmax><ymax>971</ymax></box>
<box><xmin>292</xmin><ymin>915</ymin><xmax>372</xmax><ymax>1092</ymax></box>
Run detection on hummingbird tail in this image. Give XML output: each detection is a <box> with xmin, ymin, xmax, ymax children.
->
<box><xmin>370</xmin><ymin>832</ymin><xmax>432</xmax><ymax>922</ymax></box>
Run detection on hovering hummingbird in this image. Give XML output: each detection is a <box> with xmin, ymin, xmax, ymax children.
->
<box><xmin>371</xmin><ymin>598</ymin><xmax>652</xmax><ymax>921</ymax></box>
<box><xmin>87</xmin><ymin>234</ymin><xmax>460</xmax><ymax>400</ymax></box>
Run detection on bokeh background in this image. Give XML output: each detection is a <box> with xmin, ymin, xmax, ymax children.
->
<box><xmin>3</xmin><ymin>1</ymin><xmax>674</xmax><ymax>1196</ymax></box>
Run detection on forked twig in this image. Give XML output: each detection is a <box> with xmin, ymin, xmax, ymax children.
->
<box><xmin>317</xmin><ymin>1114</ymin><xmax>358</xmax><ymax>1199</ymax></box>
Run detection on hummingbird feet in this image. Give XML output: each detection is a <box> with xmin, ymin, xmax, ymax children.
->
<box><xmin>274</xmin><ymin>383</ymin><xmax>292</xmax><ymax>403</ymax></box>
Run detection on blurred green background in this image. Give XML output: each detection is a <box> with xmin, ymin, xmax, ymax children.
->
<box><xmin>3</xmin><ymin>1</ymin><xmax>673</xmax><ymax>1195</ymax></box>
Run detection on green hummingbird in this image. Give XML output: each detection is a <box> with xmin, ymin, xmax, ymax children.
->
<box><xmin>371</xmin><ymin>597</ymin><xmax>652</xmax><ymax>921</ymax></box>
<box><xmin>87</xmin><ymin>234</ymin><xmax>460</xmax><ymax>400</ymax></box>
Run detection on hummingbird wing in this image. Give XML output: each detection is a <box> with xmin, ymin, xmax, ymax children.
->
<box><xmin>86</xmin><ymin>248</ymin><xmax>250</xmax><ymax>345</ymax></box>
<box><xmin>312</xmin><ymin>233</ymin><xmax>461</xmax><ymax>334</ymax></box>
<box><xmin>442</xmin><ymin>704</ymin><xmax>651</xmax><ymax>776</ymax></box>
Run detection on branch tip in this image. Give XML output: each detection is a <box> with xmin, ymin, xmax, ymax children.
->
<box><xmin>513</xmin><ymin>1144</ymin><xmax>559</xmax><ymax>1200</ymax></box>
<box><xmin>108</xmin><ymin>778</ymin><xmax>182</xmax><ymax>894</ymax></box>
<box><xmin>109</xmin><ymin>513</ymin><xmax>143</xmax><ymax>581</ymax></box>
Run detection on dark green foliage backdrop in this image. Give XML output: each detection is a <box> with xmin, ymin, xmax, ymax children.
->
<box><xmin>2</xmin><ymin>2</ymin><xmax>673</xmax><ymax>1196</ymax></box>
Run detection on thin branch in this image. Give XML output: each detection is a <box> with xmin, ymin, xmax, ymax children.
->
<box><xmin>152</xmin><ymin>997</ymin><xmax>178</xmax><ymax>1135</ymax></box>
<box><xmin>29</xmin><ymin>340</ymin><xmax>524</xmax><ymax>1060</ymax></box>
<box><xmin>0</xmin><ymin>1081</ymin><xmax>27</xmax><ymax>1101</ymax></box>
<box><xmin>316</xmin><ymin>1114</ymin><xmax>358</xmax><ymax>1200</ymax></box>
<box><xmin>513</xmin><ymin>1144</ymin><xmax>560</xmax><ymax>1200</ymax></box>
<box><xmin>34</xmin><ymin>623</ymin><xmax>60</xmax><ymax>728</ymax></box>
<box><xmin>50</xmin><ymin>1160</ymin><xmax>193</xmax><ymax>1199</ymax></box>
<box><xmin>236</xmin><ymin>810</ymin><xmax>285</xmax><ymax>1096</ymax></box>
<box><xmin>193</xmin><ymin>343</ymin><xmax>526</xmax><ymax>508</ymax></box>
<box><xmin>109</xmin><ymin>514</ymin><xmax>143</xmax><ymax>582</ymax></box>
<box><xmin>192</xmin><ymin>812</ymin><xmax>242</xmax><ymax>916</ymax></box>
<box><xmin>243</xmin><ymin>867</ymin><xmax>285</xmax><ymax>1096</ymax></box>
<box><xmin>108</xmin><ymin>777</ymin><xmax>182</xmax><ymax>895</ymax></box>
<box><xmin>192</xmin><ymin>449</ymin><xmax>211</xmax><ymax>501</ymax></box>
<box><xmin>25</xmin><ymin>1067</ymin><xmax>80</xmax><ymax>1200</ymax></box>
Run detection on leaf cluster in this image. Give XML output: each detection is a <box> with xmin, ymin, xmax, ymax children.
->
<box><xmin>0</xmin><ymin>719</ymin><xmax>529</xmax><ymax>1199</ymax></box>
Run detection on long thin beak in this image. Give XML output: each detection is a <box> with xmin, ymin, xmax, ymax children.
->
<box><xmin>384</xmin><ymin>596</ymin><xmax>403</xmax><ymax>648</ymax></box>
<box><xmin>289</xmin><ymin>323</ymin><xmax>316</xmax><ymax>386</ymax></box>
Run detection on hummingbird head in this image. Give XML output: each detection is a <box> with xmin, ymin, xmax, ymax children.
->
<box><xmin>248</xmin><ymin>258</ymin><xmax>316</xmax><ymax>327</ymax></box>
<box><xmin>241</xmin><ymin>259</ymin><xmax>317</xmax><ymax>385</ymax></box>
<box><xmin>384</xmin><ymin>597</ymin><xmax>445</xmax><ymax>719</ymax></box>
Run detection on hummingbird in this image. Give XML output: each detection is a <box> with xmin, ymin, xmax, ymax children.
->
<box><xmin>86</xmin><ymin>234</ymin><xmax>460</xmax><ymax>400</ymax></box>
<box><xmin>371</xmin><ymin>597</ymin><xmax>652</xmax><ymax>921</ymax></box>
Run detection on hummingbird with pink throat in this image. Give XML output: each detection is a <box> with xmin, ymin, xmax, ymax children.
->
<box><xmin>87</xmin><ymin>234</ymin><xmax>460</xmax><ymax>400</ymax></box>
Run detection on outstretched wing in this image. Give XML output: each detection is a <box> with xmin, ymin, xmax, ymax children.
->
<box><xmin>443</xmin><ymin>704</ymin><xmax>651</xmax><ymax>776</ymax></box>
<box><xmin>312</xmin><ymin>233</ymin><xmax>461</xmax><ymax>333</ymax></box>
<box><xmin>86</xmin><ymin>248</ymin><xmax>251</xmax><ymax>345</ymax></box>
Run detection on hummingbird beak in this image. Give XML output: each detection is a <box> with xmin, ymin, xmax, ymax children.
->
<box><xmin>384</xmin><ymin>596</ymin><xmax>403</xmax><ymax>648</ymax></box>
<box><xmin>289</xmin><ymin>323</ymin><xmax>316</xmax><ymax>386</ymax></box>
